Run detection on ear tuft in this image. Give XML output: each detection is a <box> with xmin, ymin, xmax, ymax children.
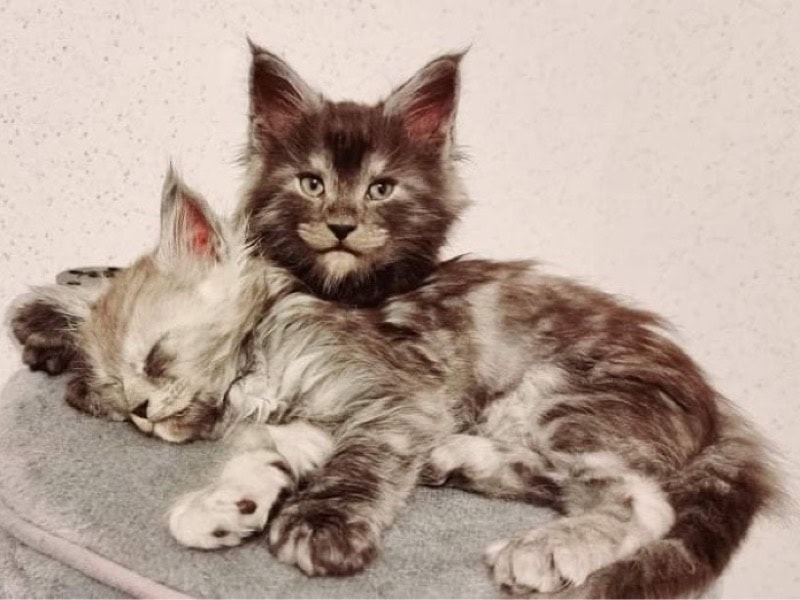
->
<box><xmin>384</xmin><ymin>51</ymin><xmax>465</xmax><ymax>144</ymax></box>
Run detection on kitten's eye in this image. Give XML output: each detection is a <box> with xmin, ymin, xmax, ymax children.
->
<box><xmin>298</xmin><ymin>174</ymin><xmax>325</xmax><ymax>198</ymax></box>
<box><xmin>172</xmin><ymin>408</ymin><xmax>189</xmax><ymax>419</ymax></box>
<box><xmin>367</xmin><ymin>180</ymin><xmax>395</xmax><ymax>201</ymax></box>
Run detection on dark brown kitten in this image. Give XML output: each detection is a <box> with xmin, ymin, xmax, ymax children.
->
<box><xmin>237</xmin><ymin>44</ymin><xmax>468</xmax><ymax>307</ymax></box>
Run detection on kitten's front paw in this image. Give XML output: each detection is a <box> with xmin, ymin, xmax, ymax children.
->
<box><xmin>269</xmin><ymin>500</ymin><xmax>378</xmax><ymax>576</ymax></box>
<box><xmin>11</xmin><ymin>300</ymin><xmax>78</xmax><ymax>375</ymax></box>
<box><xmin>169</xmin><ymin>486</ymin><xmax>273</xmax><ymax>549</ymax></box>
<box><xmin>169</xmin><ymin>451</ymin><xmax>291</xmax><ymax>549</ymax></box>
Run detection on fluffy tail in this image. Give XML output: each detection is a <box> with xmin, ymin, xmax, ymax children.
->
<box><xmin>575</xmin><ymin>401</ymin><xmax>784</xmax><ymax>598</ymax></box>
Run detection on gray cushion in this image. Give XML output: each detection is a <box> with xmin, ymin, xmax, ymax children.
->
<box><xmin>0</xmin><ymin>370</ymin><xmax>557</xmax><ymax>598</ymax></box>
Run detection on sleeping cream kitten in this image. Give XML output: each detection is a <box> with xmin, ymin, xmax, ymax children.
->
<box><xmin>14</xmin><ymin>166</ymin><xmax>781</xmax><ymax>598</ymax></box>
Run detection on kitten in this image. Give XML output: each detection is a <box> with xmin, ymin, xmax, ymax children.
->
<box><xmin>25</xmin><ymin>167</ymin><xmax>780</xmax><ymax>598</ymax></box>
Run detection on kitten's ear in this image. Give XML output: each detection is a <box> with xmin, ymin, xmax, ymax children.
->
<box><xmin>157</xmin><ymin>165</ymin><xmax>226</xmax><ymax>265</ymax></box>
<box><xmin>384</xmin><ymin>52</ymin><xmax>464</xmax><ymax>145</ymax></box>
<box><xmin>248</xmin><ymin>41</ymin><xmax>321</xmax><ymax>147</ymax></box>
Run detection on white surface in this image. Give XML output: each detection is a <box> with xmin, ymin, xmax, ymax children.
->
<box><xmin>1</xmin><ymin>1</ymin><xmax>798</xmax><ymax>597</ymax></box>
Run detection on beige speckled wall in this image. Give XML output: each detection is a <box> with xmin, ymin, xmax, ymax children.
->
<box><xmin>1</xmin><ymin>1</ymin><xmax>798</xmax><ymax>596</ymax></box>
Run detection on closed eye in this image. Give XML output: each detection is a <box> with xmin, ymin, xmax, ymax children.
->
<box><xmin>144</xmin><ymin>340</ymin><xmax>174</xmax><ymax>379</ymax></box>
<box><xmin>171</xmin><ymin>408</ymin><xmax>190</xmax><ymax>419</ymax></box>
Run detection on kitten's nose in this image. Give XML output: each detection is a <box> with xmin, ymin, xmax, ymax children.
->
<box><xmin>131</xmin><ymin>400</ymin><xmax>149</xmax><ymax>419</ymax></box>
<box><xmin>327</xmin><ymin>223</ymin><xmax>356</xmax><ymax>241</ymax></box>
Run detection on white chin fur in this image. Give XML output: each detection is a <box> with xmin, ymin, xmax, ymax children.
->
<box><xmin>130</xmin><ymin>414</ymin><xmax>154</xmax><ymax>434</ymax></box>
<box><xmin>320</xmin><ymin>251</ymin><xmax>359</xmax><ymax>282</ymax></box>
<box><xmin>153</xmin><ymin>422</ymin><xmax>192</xmax><ymax>443</ymax></box>
<box><xmin>131</xmin><ymin>414</ymin><xmax>192</xmax><ymax>443</ymax></box>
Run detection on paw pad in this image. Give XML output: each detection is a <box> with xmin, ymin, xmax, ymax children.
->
<box><xmin>236</xmin><ymin>499</ymin><xmax>257</xmax><ymax>514</ymax></box>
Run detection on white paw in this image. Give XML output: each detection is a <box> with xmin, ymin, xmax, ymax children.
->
<box><xmin>169</xmin><ymin>450</ymin><xmax>290</xmax><ymax>549</ymax></box>
<box><xmin>169</xmin><ymin>486</ymin><xmax>270</xmax><ymax>549</ymax></box>
<box><xmin>485</xmin><ymin>526</ymin><xmax>601</xmax><ymax>595</ymax></box>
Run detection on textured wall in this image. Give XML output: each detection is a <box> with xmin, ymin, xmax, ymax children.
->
<box><xmin>1</xmin><ymin>1</ymin><xmax>798</xmax><ymax>596</ymax></box>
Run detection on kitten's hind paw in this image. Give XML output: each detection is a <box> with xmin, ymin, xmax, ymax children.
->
<box><xmin>485</xmin><ymin>536</ymin><xmax>571</xmax><ymax>595</ymax></box>
<box><xmin>486</xmin><ymin>521</ymin><xmax>613</xmax><ymax>596</ymax></box>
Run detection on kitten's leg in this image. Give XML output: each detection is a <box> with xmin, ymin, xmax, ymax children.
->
<box><xmin>268</xmin><ymin>417</ymin><xmax>427</xmax><ymax>576</ymax></box>
<box><xmin>421</xmin><ymin>434</ymin><xmax>562</xmax><ymax>509</ymax></box>
<box><xmin>9</xmin><ymin>281</ymin><xmax>107</xmax><ymax>375</ymax></box>
<box><xmin>485</xmin><ymin>452</ymin><xmax>675</xmax><ymax>595</ymax></box>
<box><xmin>169</xmin><ymin>421</ymin><xmax>332</xmax><ymax>549</ymax></box>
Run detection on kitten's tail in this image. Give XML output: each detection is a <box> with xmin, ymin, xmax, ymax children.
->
<box><xmin>575</xmin><ymin>400</ymin><xmax>785</xmax><ymax>598</ymax></box>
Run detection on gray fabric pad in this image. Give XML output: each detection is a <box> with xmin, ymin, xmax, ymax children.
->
<box><xmin>0</xmin><ymin>370</ymin><xmax>557</xmax><ymax>598</ymax></box>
